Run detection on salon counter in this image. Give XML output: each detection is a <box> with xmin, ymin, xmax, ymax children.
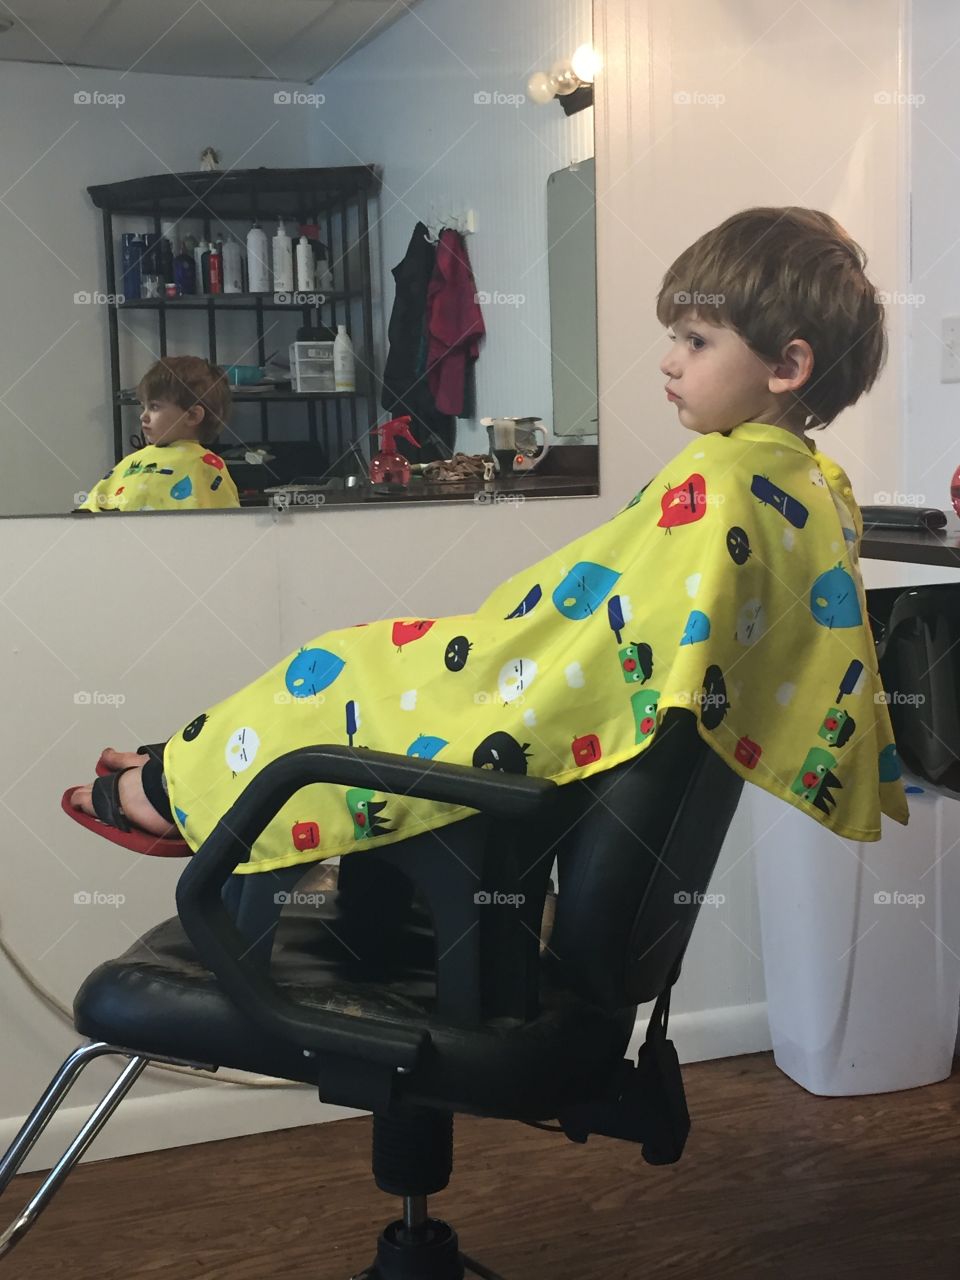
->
<box><xmin>238</xmin><ymin>470</ymin><xmax>599</xmax><ymax>510</ymax></box>
<box><xmin>861</xmin><ymin>514</ymin><xmax>960</xmax><ymax>567</ymax></box>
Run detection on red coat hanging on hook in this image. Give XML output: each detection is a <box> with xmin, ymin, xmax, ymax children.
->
<box><xmin>425</xmin><ymin>229</ymin><xmax>486</xmax><ymax>416</ymax></box>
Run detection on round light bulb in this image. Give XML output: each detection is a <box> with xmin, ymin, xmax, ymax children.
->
<box><xmin>571</xmin><ymin>43</ymin><xmax>601</xmax><ymax>84</ymax></box>
<box><xmin>527</xmin><ymin>71</ymin><xmax>555</xmax><ymax>105</ymax></box>
<box><xmin>549</xmin><ymin>58</ymin><xmax>580</xmax><ymax>96</ymax></box>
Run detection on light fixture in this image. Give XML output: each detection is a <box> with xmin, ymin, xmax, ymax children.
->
<box><xmin>527</xmin><ymin>43</ymin><xmax>600</xmax><ymax>115</ymax></box>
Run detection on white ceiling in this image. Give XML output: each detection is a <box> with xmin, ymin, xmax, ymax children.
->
<box><xmin>0</xmin><ymin>0</ymin><xmax>419</xmax><ymax>83</ymax></box>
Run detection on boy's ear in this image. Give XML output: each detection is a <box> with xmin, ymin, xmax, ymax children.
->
<box><xmin>767</xmin><ymin>337</ymin><xmax>814</xmax><ymax>394</ymax></box>
<box><xmin>185</xmin><ymin>403</ymin><xmax>206</xmax><ymax>428</ymax></box>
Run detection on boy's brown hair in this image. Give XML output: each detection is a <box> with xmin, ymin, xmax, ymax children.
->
<box><xmin>136</xmin><ymin>356</ymin><xmax>232</xmax><ymax>446</ymax></box>
<box><xmin>655</xmin><ymin>206</ymin><xmax>887</xmax><ymax>429</ymax></box>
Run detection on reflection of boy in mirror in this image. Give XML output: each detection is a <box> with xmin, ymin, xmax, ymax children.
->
<box><xmin>75</xmin><ymin>356</ymin><xmax>240</xmax><ymax>512</ymax></box>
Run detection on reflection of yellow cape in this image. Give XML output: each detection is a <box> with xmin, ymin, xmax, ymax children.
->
<box><xmin>77</xmin><ymin>440</ymin><xmax>239</xmax><ymax>511</ymax></box>
<box><xmin>164</xmin><ymin>421</ymin><xmax>909</xmax><ymax>875</ymax></box>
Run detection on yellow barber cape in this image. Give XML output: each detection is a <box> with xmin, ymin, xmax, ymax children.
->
<box><xmin>77</xmin><ymin>440</ymin><xmax>239</xmax><ymax>512</ymax></box>
<box><xmin>164</xmin><ymin>421</ymin><xmax>909</xmax><ymax>874</ymax></box>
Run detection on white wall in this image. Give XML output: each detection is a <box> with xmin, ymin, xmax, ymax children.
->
<box><xmin>307</xmin><ymin>0</ymin><xmax>596</xmax><ymax>453</ymax></box>
<box><xmin>0</xmin><ymin>61</ymin><xmax>313</xmax><ymax>517</ymax></box>
<box><xmin>905</xmin><ymin>0</ymin><xmax>960</xmax><ymax>509</ymax></box>
<box><xmin>0</xmin><ymin>0</ymin><xmax>910</xmax><ymax>1176</ymax></box>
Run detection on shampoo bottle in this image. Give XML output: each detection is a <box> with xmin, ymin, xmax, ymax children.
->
<box><xmin>295</xmin><ymin>235</ymin><xmax>316</xmax><ymax>292</ymax></box>
<box><xmin>272</xmin><ymin>217</ymin><xmax>294</xmax><ymax>293</ymax></box>
<box><xmin>221</xmin><ymin>237</ymin><xmax>244</xmax><ymax>293</ymax></box>
<box><xmin>194</xmin><ymin>239</ymin><xmax>209</xmax><ymax>293</ymax></box>
<box><xmin>246</xmin><ymin>221</ymin><xmax>270</xmax><ymax>293</ymax></box>
<box><xmin>208</xmin><ymin>241</ymin><xmax>223</xmax><ymax>294</ymax></box>
<box><xmin>334</xmin><ymin>324</ymin><xmax>356</xmax><ymax>392</ymax></box>
<box><xmin>173</xmin><ymin>242</ymin><xmax>196</xmax><ymax>295</ymax></box>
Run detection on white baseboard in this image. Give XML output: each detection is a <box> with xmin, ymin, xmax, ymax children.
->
<box><xmin>1</xmin><ymin>1075</ymin><xmax>363</xmax><ymax>1177</ymax></box>
<box><xmin>4</xmin><ymin>1002</ymin><xmax>770</xmax><ymax>1177</ymax></box>
<box><xmin>629</xmin><ymin>999</ymin><xmax>773</xmax><ymax>1064</ymax></box>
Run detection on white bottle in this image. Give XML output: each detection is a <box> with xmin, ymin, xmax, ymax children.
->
<box><xmin>246</xmin><ymin>222</ymin><xmax>270</xmax><ymax>294</ymax></box>
<box><xmin>334</xmin><ymin>324</ymin><xmax>356</xmax><ymax>392</ymax></box>
<box><xmin>222</xmin><ymin>238</ymin><xmax>244</xmax><ymax>293</ymax></box>
<box><xmin>272</xmin><ymin>217</ymin><xmax>294</xmax><ymax>294</ymax></box>
<box><xmin>295</xmin><ymin>235</ymin><xmax>316</xmax><ymax>292</ymax></box>
<box><xmin>193</xmin><ymin>239</ymin><xmax>209</xmax><ymax>293</ymax></box>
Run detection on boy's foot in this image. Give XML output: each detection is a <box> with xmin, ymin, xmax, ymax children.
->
<box><xmin>70</xmin><ymin>762</ymin><xmax>175</xmax><ymax>837</ymax></box>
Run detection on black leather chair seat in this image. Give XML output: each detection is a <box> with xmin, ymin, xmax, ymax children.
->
<box><xmin>74</xmin><ymin>895</ymin><xmax>637</xmax><ymax>1119</ymax></box>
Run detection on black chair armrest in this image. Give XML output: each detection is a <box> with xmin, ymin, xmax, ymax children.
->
<box><xmin>176</xmin><ymin>745</ymin><xmax>557</xmax><ymax>1067</ymax></box>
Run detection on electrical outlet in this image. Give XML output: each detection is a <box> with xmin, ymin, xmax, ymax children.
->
<box><xmin>942</xmin><ymin>317</ymin><xmax>960</xmax><ymax>382</ymax></box>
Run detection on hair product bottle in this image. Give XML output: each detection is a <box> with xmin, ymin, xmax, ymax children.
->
<box><xmin>194</xmin><ymin>239</ymin><xmax>209</xmax><ymax>293</ymax></box>
<box><xmin>221</xmin><ymin>237</ymin><xmax>244</xmax><ymax>293</ymax></box>
<box><xmin>295</xmin><ymin>235</ymin><xmax>316</xmax><ymax>292</ymax></box>
<box><xmin>246</xmin><ymin>221</ymin><xmax>270</xmax><ymax>293</ymax></box>
<box><xmin>173</xmin><ymin>241</ymin><xmax>196</xmax><ymax>295</ymax></box>
<box><xmin>207</xmin><ymin>241</ymin><xmax>222</xmax><ymax>294</ymax></box>
<box><xmin>334</xmin><ymin>323</ymin><xmax>356</xmax><ymax>392</ymax></box>
<box><xmin>272</xmin><ymin>217</ymin><xmax>294</xmax><ymax>293</ymax></box>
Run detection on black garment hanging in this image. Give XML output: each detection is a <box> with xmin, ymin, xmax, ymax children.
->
<box><xmin>380</xmin><ymin>221</ymin><xmax>456</xmax><ymax>463</ymax></box>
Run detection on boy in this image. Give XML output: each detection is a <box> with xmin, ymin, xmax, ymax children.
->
<box><xmin>76</xmin><ymin>356</ymin><xmax>239</xmax><ymax>512</ymax></box>
<box><xmin>68</xmin><ymin>206</ymin><xmax>909</xmax><ymax>866</ymax></box>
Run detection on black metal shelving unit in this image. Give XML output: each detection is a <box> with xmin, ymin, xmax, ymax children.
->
<box><xmin>87</xmin><ymin>165</ymin><xmax>382</xmax><ymax>491</ymax></box>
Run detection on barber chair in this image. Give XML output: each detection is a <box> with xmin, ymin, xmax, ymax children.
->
<box><xmin>0</xmin><ymin>707</ymin><xmax>743</xmax><ymax>1276</ymax></box>
<box><xmin>868</xmin><ymin>583</ymin><xmax>960</xmax><ymax>793</ymax></box>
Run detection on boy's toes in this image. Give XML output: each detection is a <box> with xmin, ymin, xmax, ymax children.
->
<box><xmin>69</xmin><ymin>784</ymin><xmax>94</xmax><ymax>816</ymax></box>
<box><xmin>100</xmin><ymin>746</ymin><xmax>150</xmax><ymax>770</ymax></box>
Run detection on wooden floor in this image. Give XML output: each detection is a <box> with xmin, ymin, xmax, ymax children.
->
<box><xmin>7</xmin><ymin>1051</ymin><xmax>960</xmax><ymax>1278</ymax></box>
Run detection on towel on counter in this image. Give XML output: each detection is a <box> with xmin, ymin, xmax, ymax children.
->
<box><xmin>425</xmin><ymin>228</ymin><xmax>485</xmax><ymax>417</ymax></box>
<box><xmin>77</xmin><ymin>440</ymin><xmax>239</xmax><ymax>512</ymax></box>
<box><xmin>162</xmin><ymin>420</ymin><xmax>909</xmax><ymax>875</ymax></box>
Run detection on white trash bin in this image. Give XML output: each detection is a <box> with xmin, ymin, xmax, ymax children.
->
<box><xmin>754</xmin><ymin>774</ymin><xmax>960</xmax><ymax>1095</ymax></box>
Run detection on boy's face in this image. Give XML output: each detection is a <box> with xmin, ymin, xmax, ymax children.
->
<box><xmin>659</xmin><ymin>311</ymin><xmax>804</xmax><ymax>436</ymax></box>
<box><xmin>139</xmin><ymin>397</ymin><xmax>204</xmax><ymax>446</ymax></box>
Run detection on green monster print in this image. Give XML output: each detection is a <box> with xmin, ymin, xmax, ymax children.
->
<box><xmin>791</xmin><ymin>746</ymin><xmax>843</xmax><ymax>816</ymax></box>
<box><xmin>631</xmin><ymin>690</ymin><xmax>661</xmax><ymax>743</ymax></box>
<box><xmin>345</xmin><ymin>787</ymin><xmax>393</xmax><ymax>841</ymax></box>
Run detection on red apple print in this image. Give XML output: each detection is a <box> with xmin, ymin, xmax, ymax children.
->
<box><xmin>734</xmin><ymin>736</ymin><xmax>762</xmax><ymax>769</ymax></box>
<box><xmin>291</xmin><ymin>820</ymin><xmax>320</xmax><ymax>851</ymax></box>
<box><xmin>392</xmin><ymin>619</ymin><xmax>436</xmax><ymax>649</ymax></box>
<box><xmin>202</xmin><ymin>453</ymin><xmax>224</xmax><ymax>469</ymax></box>
<box><xmin>572</xmin><ymin>733</ymin><xmax>602</xmax><ymax>765</ymax></box>
<box><xmin>657</xmin><ymin>473</ymin><xmax>707</xmax><ymax>529</ymax></box>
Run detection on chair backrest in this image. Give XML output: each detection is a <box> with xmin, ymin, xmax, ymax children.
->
<box><xmin>540</xmin><ymin>708</ymin><xmax>743</xmax><ymax>1010</ymax></box>
<box><xmin>871</xmin><ymin>583</ymin><xmax>960</xmax><ymax>790</ymax></box>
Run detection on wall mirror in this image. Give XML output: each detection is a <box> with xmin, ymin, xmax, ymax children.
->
<box><xmin>0</xmin><ymin>0</ymin><xmax>598</xmax><ymax>516</ymax></box>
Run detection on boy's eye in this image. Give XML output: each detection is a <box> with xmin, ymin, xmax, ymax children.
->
<box><xmin>666</xmin><ymin>332</ymin><xmax>705</xmax><ymax>350</ymax></box>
